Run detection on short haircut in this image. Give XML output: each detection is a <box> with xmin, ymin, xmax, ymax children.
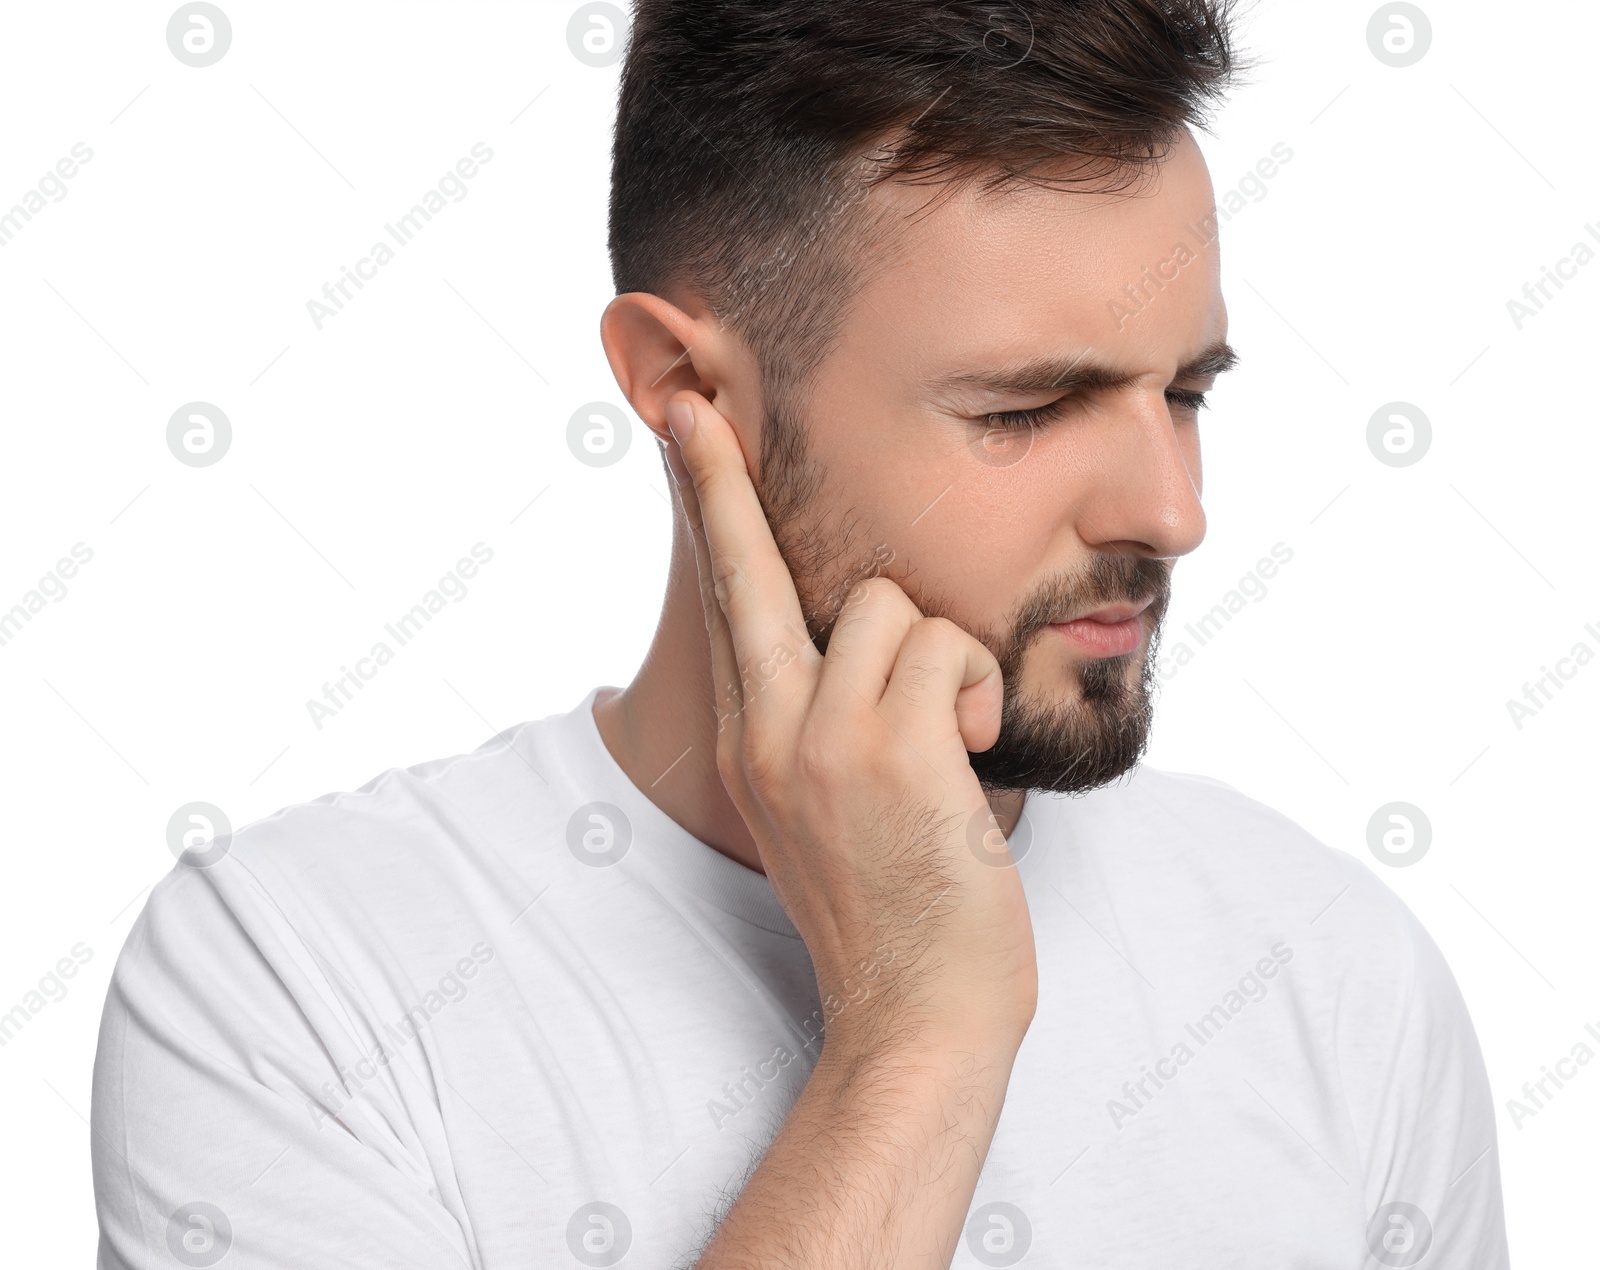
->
<box><xmin>609</xmin><ymin>0</ymin><xmax>1245</xmax><ymax>474</ymax></box>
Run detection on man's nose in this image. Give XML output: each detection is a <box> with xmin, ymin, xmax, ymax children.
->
<box><xmin>1073</xmin><ymin>395</ymin><xmax>1206</xmax><ymax>560</ymax></box>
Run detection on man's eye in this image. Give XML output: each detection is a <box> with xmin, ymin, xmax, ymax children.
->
<box><xmin>982</xmin><ymin>397</ymin><xmax>1075</xmax><ymax>433</ymax></box>
<box><xmin>982</xmin><ymin>388</ymin><xmax>1210</xmax><ymax>434</ymax></box>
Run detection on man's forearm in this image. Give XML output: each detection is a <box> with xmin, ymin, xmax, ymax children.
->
<box><xmin>694</xmin><ymin>1028</ymin><xmax>1021</xmax><ymax>1270</ymax></box>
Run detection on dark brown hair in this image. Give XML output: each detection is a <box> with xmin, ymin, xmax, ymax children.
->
<box><xmin>609</xmin><ymin>0</ymin><xmax>1246</xmax><ymax>481</ymax></box>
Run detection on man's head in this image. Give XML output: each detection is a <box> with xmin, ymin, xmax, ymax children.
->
<box><xmin>602</xmin><ymin>0</ymin><xmax>1244</xmax><ymax>796</ymax></box>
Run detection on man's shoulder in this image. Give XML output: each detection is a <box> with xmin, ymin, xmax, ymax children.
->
<box><xmin>192</xmin><ymin>699</ymin><xmax>597</xmax><ymax>914</ymax></box>
<box><xmin>1064</xmin><ymin>763</ymin><xmax>1419</xmax><ymax>950</ymax></box>
<box><xmin>118</xmin><ymin>701</ymin><xmax>600</xmax><ymax>1015</ymax></box>
<box><xmin>1077</xmin><ymin>760</ymin><xmax>1346</xmax><ymax>863</ymax></box>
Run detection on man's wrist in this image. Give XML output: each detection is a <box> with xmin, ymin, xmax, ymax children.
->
<box><xmin>815</xmin><ymin>1019</ymin><xmax>1024</xmax><ymax>1115</ymax></box>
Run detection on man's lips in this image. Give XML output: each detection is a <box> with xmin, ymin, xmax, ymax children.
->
<box><xmin>1045</xmin><ymin>596</ymin><xmax>1155</xmax><ymax>658</ymax></box>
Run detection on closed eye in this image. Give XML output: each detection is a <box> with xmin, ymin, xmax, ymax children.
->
<box><xmin>982</xmin><ymin>387</ymin><xmax>1211</xmax><ymax>433</ymax></box>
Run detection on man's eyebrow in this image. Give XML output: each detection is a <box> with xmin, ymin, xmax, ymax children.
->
<box><xmin>931</xmin><ymin>339</ymin><xmax>1240</xmax><ymax>395</ymax></box>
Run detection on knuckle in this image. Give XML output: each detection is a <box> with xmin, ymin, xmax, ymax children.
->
<box><xmin>687</xmin><ymin>461</ymin><xmax>717</xmax><ymax>497</ymax></box>
<box><xmin>893</xmin><ymin>659</ymin><xmax>941</xmax><ymax>709</ymax></box>
<box><xmin>854</xmin><ymin>574</ymin><xmax>912</xmax><ymax>617</ymax></box>
<box><xmin>912</xmin><ymin>614</ymin><xmax>962</xmax><ymax>645</ymax></box>
<box><xmin>737</xmin><ymin>725</ymin><xmax>785</xmax><ymax>791</ymax></box>
<box><xmin>828</xmin><ymin>576</ymin><xmax>913</xmax><ymax>646</ymax></box>
<box><xmin>793</xmin><ymin>727</ymin><xmax>837</xmax><ymax>786</ymax></box>
<box><xmin>891</xmin><ymin>619</ymin><xmax>965</xmax><ymax>704</ymax></box>
<box><xmin>905</xmin><ymin>616</ymin><xmax>963</xmax><ymax>665</ymax></box>
<box><xmin>854</xmin><ymin>574</ymin><xmax>904</xmax><ymax>604</ymax></box>
<box><xmin>709</xmin><ymin>552</ymin><xmax>743</xmax><ymax>596</ymax></box>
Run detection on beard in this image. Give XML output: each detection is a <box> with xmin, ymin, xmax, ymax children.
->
<box><xmin>754</xmin><ymin>395</ymin><xmax>1169</xmax><ymax>799</ymax></box>
<box><xmin>959</xmin><ymin>551</ymin><xmax>1170</xmax><ymax>795</ymax></box>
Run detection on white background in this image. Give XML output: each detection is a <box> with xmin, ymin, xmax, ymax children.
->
<box><xmin>1</xmin><ymin>0</ymin><xmax>1594</xmax><ymax>1263</ymax></box>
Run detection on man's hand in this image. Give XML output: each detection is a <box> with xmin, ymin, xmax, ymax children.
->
<box><xmin>665</xmin><ymin>389</ymin><xmax>1037</xmax><ymax>1048</ymax></box>
<box><xmin>664</xmin><ymin>390</ymin><xmax>1037</xmax><ymax>1269</ymax></box>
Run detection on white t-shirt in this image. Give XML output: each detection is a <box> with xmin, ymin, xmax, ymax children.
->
<box><xmin>92</xmin><ymin>685</ymin><xmax>1509</xmax><ymax>1269</ymax></box>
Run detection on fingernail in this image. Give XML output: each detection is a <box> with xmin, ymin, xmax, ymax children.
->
<box><xmin>665</xmin><ymin>399</ymin><xmax>696</xmax><ymax>444</ymax></box>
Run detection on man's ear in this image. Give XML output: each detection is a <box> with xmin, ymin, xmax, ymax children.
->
<box><xmin>600</xmin><ymin>292</ymin><xmax>714</xmax><ymax>444</ymax></box>
<box><xmin>598</xmin><ymin>290</ymin><xmax>765</xmax><ymax>475</ymax></box>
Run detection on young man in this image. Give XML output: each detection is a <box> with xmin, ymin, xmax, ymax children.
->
<box><xmin>93</xmin><ymin>2</ymin><xmax>1509</xmax><ymax>1266</ymax></box>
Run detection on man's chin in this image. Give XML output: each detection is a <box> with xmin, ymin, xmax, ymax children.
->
<box><xmin>966</xmin><ymin>654</ymin><xmax>1156</xmax><ymax>795</ymax></box>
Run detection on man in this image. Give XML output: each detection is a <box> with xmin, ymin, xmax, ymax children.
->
<box><xmin>93</xmin><ymin>1</ymin><xmax>1509</xmax><ymax>1266</ymax></box>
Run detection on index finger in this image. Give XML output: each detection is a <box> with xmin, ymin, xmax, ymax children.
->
<box><xmin>666</xmin><ymin>393</ymin><xmax>819</xmax><ymax>727</ymax></box>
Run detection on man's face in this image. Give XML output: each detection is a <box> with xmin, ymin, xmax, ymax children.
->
<box><xmin>751</xmin><ymin>129</ymin><xmax>1230</xmax><ymax>795</ymax></box>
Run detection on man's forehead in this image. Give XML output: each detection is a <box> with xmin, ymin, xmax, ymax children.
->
<box><xmin>853</xmin><ymin>148</ymin><xmax>1221</xmax><ymax>305</ymax></box>
<box><xmin>825</xmin><ymin>135</ymin><xmax>1225</xmax><ymax>392</ymax></box>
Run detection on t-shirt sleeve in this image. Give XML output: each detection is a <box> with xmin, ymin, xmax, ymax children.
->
<box><xmin>1343</xmin><ymin>885</ymin><xmax>1510</xmax><ymax>1269</ymax></box>
<box><xmin>91</xmin><ymin>857</ymin><xmax>478</xmax><ymax>1269</ymax></box>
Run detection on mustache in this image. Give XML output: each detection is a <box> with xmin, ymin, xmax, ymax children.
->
<box><xmin>804</xmin><ymin>548</ymin><xmax>1172</xmax><ymax>660</ymax></box>
<box><xmin>1014</xmin><ymin>553</ymin><xmax>1173</xmax><ymax>641</ymax></box>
